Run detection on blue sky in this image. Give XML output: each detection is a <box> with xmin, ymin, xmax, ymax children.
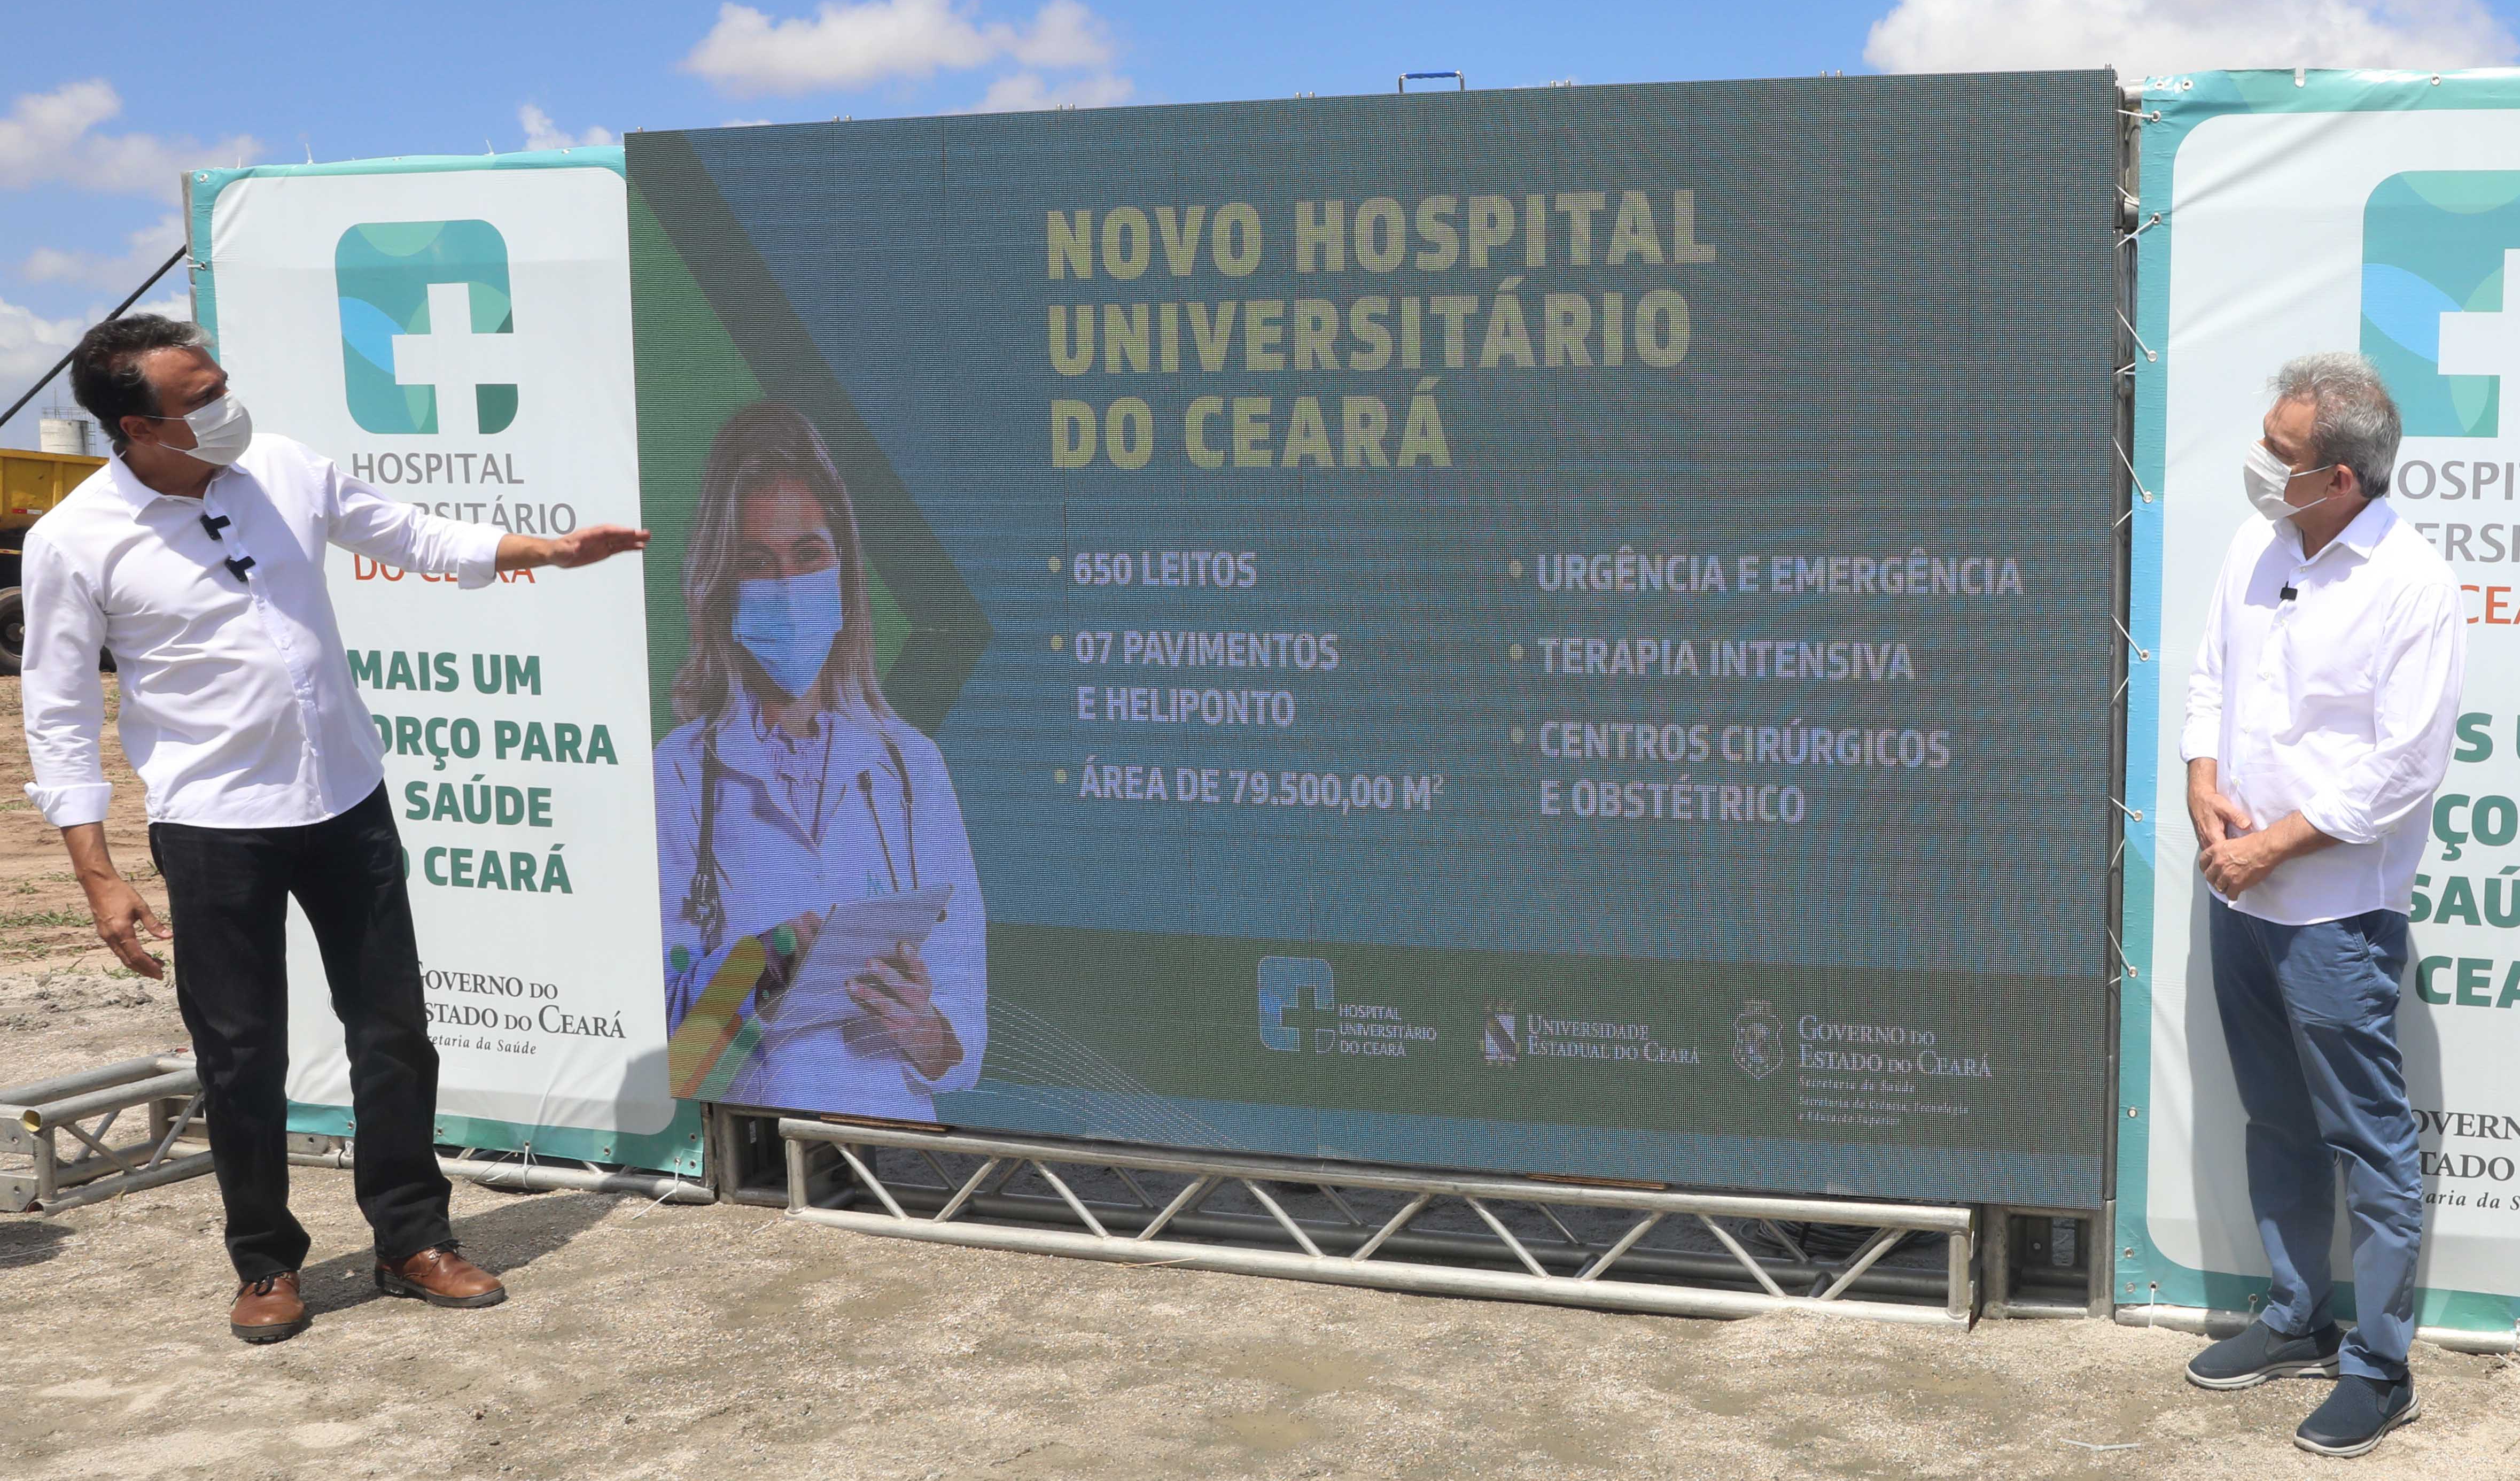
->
<box><xmin>6</xmin><ymin>0</ymin><xmax>2519</xmax><ymax>445</ymax></box>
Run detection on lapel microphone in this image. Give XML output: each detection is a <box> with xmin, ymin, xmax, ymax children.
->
<box><xmin>224</xmin><ymin>554</ymin><xmax>255</xmax><ymax>583</ymax></box>
<box><xmin>2280</xmin><ymin>585</ymin><xmax>2298</xmax><ymax>602</ymax></box>
<box><xmin>200</xmin><ymin>513</ymin><xmax>231</xmax><ymax>540</ymax></box>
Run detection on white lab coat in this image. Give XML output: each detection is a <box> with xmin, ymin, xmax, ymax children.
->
<box><xmin>654</xmin><ymin>697</ymin><xmax>986</xmax><ymax>1116</ymax></box>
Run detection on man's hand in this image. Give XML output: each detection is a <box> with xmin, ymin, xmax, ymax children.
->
<box><xmin>2185</xmin><ymin>758</ymin><xmax>2251</xmax><ymax>852</ymax></box>
<box><xmin>63</xmin><ymin>823</ymin><xmax>169</xmax><ymax>979</ymax></box>
<box><xmin>2199</xmin><ymin>832</ymin><xmax>2283</xmax><ymax>898</ymax></box>
<box><xmin>2198</xmin><ymin>810</ymin><xmax>2337</xmax><ymax>899</ymax></box>
<box><xmin>496</xmin><ymin>525</ymin><xmax>650</xmax><ymax>572</ymax></box>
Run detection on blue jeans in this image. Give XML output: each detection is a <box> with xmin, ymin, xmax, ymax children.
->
<box><xmin>2207</xmin><ymin>898</ymin><xmax>2422</xmax><ymax>1380</ymax></box>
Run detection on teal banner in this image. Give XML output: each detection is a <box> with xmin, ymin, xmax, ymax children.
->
<box><xmin>2120</xmin><ymin>68</ymin><xmax>2520</xmax><ymax>1335</ymax></box>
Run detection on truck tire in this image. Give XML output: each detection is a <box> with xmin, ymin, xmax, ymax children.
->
<box><xmin>0</xmin><ymin>587</ymin><xmax>22</xmax><ymax>677</ymax></box>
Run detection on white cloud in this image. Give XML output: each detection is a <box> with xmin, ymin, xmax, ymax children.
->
<box><xmin>1008</xmin><ymin>1</ymin><xmax>1112</xmax><ymax>68</ymax></box>
<box><xmin>1864</xmin><ymin>0</ymin><xmax>2517</xmax><ymax>74</ymax></box>
<box><xmin>964</xmin><ymin>71</ymin><xmax>1134</xmax><ymax>112</ymax></box>
<box><xmin>121</xmin><ymin>291</ymin><xmax>195</xmax><ymax>325</ymax></box>
<box><xmin>0</xmin><ymin>79</ymin><xmax>259</xmax><ymax>199</ymax></box>
<box><xmin>683</xmin><ymin>0</ymin><xmax>1117</xmax><ymax>95</ymax></box>
<box><xmin>0</xmin><ymin>293</ymin><xmax>85</xmax><ymax>391</ymax></box>
<box><xmin>519</xmin><ymin>104</ymin><xmax>616</xmax><ymax>151</ymax></box>
<box><xmin>23</xmin><ymin>213</ymin><xmax>185</xmax><ymax>291</ymax></box>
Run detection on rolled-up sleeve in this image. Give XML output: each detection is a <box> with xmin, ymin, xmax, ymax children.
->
<box><xmin>2298</xmin><ymin>580</ymin><xmax>2466</xmax><ymax>846</ymax></box>
<box><xmin>18</xmin><ymin>526</ymin><xmax>114</xmax><ymax>827</ymax></box>
<box><xmin>320</xmin><ymin>459</ymin><xmax>502</xmax><ymax>589</ymax></box>
<box><xmin>2180</xmin><ymin>560</ymin><xmax>2228</xmax><ymax>764</ymax></box>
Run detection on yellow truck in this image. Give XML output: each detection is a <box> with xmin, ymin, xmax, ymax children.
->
<box><xmin>1</xmin><ymin>446</ymin><xmax>108</xmax><ymax>674</ymax></box>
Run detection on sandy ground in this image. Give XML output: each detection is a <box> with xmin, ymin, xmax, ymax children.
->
<box><xmin>3</xmin><ymin>676</ymin><xmax>2516</xmax><ymax>1480</ymax></box>
<box><xmin>1</xmin><ymin>676</ymin><xmax>161</xmax><ymax>980</ymax></box>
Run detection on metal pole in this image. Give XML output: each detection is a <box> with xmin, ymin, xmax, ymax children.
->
<box><xmin>285</xmin><ymin>1149</ymin><xmax>712</xmax><ymax>1204</ymax></box>
<box><xmin>0</xmin><ymin>1055</ymin><xmax>195</xmax><ymax>1114</ymax></box>
<box><xmin>2104</xmin><ymin>75</ymin><xmax>2142</xmax><ymax>1327</ymax></box>
<box><xmin>2116</xmin><ymin>1303</ymin><xmax>2515</xmax><ymax>1356</ymax></box>
<box><xmin>30</xmin><ymin>1150</ymin><xmax>215</xmax><ymax>1214</ymax></box>
<box><xmin>1947</xmin><ymin>1221</ymin><xmax>1974</xmax><ymax>1322</ymax></box>
<box><xmin>18</xmin><ymin>1069</ymin><xmax>203</xmax><ymax>1133</ymax></box>
<box><xmin>0</xmin><ymin>243</ymin><xmax>189</xmax><ymax>430</ymax></box>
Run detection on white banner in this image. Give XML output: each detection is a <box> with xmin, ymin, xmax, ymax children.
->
<box><xmin>2143</xmin><ymin>95</ymin><xmax>2520</xmax><ymax>1315</ymax></box>
<box><xmin>197</xmin><ymin>158</ymin><xmax>676</xmax><ymax>1145</ymax></box>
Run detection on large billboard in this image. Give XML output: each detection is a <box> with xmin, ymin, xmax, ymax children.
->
<box><xmin>191</xmin><ymin>152</ymin><xmax>700</xmax><ymax>1176</ymax></box>
<box><xmin>630</xmin><ymin>73</ymin><xmax>2121</xmax><ymax>1207</ymax></box>
<box><xmin>2121</xmin><ymin>69</ymin><xmax>2520</xmax><ymax>1335</ymax></box>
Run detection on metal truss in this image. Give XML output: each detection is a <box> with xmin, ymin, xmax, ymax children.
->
<box><xmin>780</xmin><ymin>1118</ymin><xmax>1976</xmax><ymax>1327</ymax></box>
<box><xmin>0</xmin><ymin>1056</ymin><xmax>211</xmax><ymax>1214</ymax></box>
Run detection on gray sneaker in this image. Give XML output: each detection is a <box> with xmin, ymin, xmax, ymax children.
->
<box><xmin>2296</xmin><ymin>1374</ymin><xmax>2420</xmax><ymax>1458</ymax></box>
<box><xmin>2184</xmin><ymin>1319</ymin><xmax>2343</xmax><ymax>1390</ymax></box>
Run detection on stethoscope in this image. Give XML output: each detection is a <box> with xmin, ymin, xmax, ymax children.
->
<box><xmin>742</xmin><ymin>713</ymin><xmax>921</xmax><ymax>892</ymax></box>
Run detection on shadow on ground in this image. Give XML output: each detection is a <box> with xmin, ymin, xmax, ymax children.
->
<box><xmin>295</xmin><ymin>1188</ymin><xmax>622</xmax><ymax>1315</ymax></box>
<box><xmin>0</xmin><ymin>1220</ymin><xmax>74</xmax><ymax>1272</ymax></box>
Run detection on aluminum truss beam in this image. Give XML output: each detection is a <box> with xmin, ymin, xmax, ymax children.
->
<box><xmin>0</xmin><ymin>1056</ymin><xmax>211</xmax><ymax>1213</ymax></box>
<box><xmin>780</xmin><ymin>1119</ymin><xmax>1975</xmax><ymax>1327</ymax></box>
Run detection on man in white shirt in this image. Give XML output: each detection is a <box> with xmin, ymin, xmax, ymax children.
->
<box><xmin>19</xmin><ymin>315</ymin><xmax>647</xmax><ymax>1344</ymax></box>
<box><xmin>2179</xmin><ymin>352</ymin><xmax>2463</xmax><ymax>1458</ymax></box>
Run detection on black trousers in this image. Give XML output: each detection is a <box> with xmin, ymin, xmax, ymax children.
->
<box><xmin>150</xmin><ymin>784</ymin><xmax>453</xmax><ymax>1280</ymax></box>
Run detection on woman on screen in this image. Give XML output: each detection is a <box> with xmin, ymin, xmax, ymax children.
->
<box><xmin>653</xmin><ymin>401</ymin><xmax>985</xmax><ymax>1118</ymax></box>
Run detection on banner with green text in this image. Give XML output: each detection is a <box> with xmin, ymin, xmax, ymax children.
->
<box><xmin>631</xmin><ymin>73</ymin><xmax>2121</xmax><ymax>1206</ymax></box>
<box><xmin>2121</xmin><ymin>69</ymin><xmax>2520</xmax><ymax>1336</ymax></box>
<box><xmin>192</xmin><ymin>151</ymin><xmax>701</xmax><ymax>1176</ymax></box>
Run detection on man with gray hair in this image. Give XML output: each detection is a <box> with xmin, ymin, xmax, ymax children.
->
<box><xmin>2179</xmin><ymin>352</ymin><xmax>2463</xmax><ymax>1456</ymax></box>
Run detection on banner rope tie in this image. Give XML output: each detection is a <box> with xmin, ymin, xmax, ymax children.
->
<box><xmin>2117</xmin><ymin>211</ymin><xmax>2161</xmax><ymax>245</ymax></box>
<box><xmin>2118</xmin><ymin>310</ymin><xmax>2157</xmax><ymax>363</ymax></box>
<box><xmin>2111</xmin><ymin>440</ymin><xmax>2155</xmax><ymax>503</ymax></box>
<box><xmin>2105</xmin><ymin>929</ymin><xmax>2140</xmax><ymax>982</ymax></box>
<box><xmin>629</xmin><ymin>1170</ymin><xmax>691</xmax><ymax>1219</ymax></box>
<box><xmin>2112</xmin><ymin>614</ymin><xmax>2151</xmax><ymax>662</ymax></box>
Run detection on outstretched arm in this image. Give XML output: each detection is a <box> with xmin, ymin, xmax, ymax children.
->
<box><xmin>497</xmin><ymin>526</ymin><xmax>650</xmax><ymax>571</ymax></box>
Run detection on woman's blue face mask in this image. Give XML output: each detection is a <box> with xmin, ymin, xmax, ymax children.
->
<box><xmin>732</xmin><ymin>570</ymin><xmax>845</xmax><ymax>698</ymax></box>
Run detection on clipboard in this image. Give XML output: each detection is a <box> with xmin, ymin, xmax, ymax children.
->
<box><xmin>665</xmin><ymin>883</ymin><xmax>953</xmax><ymax>1100</ymax></box>
<box><xmin>756</xmin><ymin>883</ymin><xmax>954</xmax><ymax>1033</ymax></box>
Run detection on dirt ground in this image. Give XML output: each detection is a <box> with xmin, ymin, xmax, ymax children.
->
<box><xmin>3</xmin><ymin>675</ymin><xmax>2516</xmax><ymax>1480</ymax></box>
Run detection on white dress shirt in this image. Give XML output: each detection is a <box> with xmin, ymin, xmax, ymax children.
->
<box><xmin>20</xmin><ymin>434</ymin><xmax>503</xmax><ymax>830</ymax></box>
<box><xmin>652</xmin><ymin>699</ymin><xmax>987</xmax><ymax>1116</ymax></box>
<box><xmin>2182</xmin><ymin>497</ymin><xmax>2466</xmax><ymax>925</ymax></box>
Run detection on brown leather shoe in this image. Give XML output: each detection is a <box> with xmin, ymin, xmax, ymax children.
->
<box><xmin>230</xmin><ymin>1272</ymin><xmax>309</xmax><ymax>1344</ymax></box>
<box><xmin>374</xmin><ymin>1244</ymin><xmax>507</xmax><ymax>1308</ymax></box>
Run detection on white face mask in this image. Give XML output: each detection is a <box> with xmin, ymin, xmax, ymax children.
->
<box><xmin>146</xmin><ymin>393</ymin><xmax>254</xmax><ymax>467</ymax></box>
<box><xmin>2241</xmin><ymin>439</ymin><xmax>2339</xmax><ymax>525</ymax></box>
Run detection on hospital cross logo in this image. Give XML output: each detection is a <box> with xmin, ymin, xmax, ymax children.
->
<box><xmin>1257</xmin><ymin>956</ymin><xmax>1335</xmax><ymax>1054</ymax></box>
<box><xmin>335</xmin><ymin>219</ymin><xmax>521</xmax><ymax>436</ymax></box>
<box><xmin>2360</xmin><ymin>171</ymin><xmax>2520</xmax><ymax>439</ymax></box>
